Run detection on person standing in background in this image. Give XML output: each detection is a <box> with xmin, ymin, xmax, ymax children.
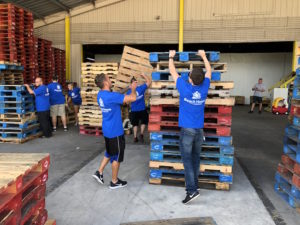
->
<box><xmin>68</xmin><ymin>82</ymin><xmax>82</xmax><ymax>126</ymax></box>
<box><xmin>249</xmin><ymin>78</ymin><xmax>266</xmax><ymax>114</ymax></box>
<box><xmin>123</xmin><ymin>74</ymin><xmax>151</xmax><ymax>143</ymax></box>
<box><xmin>48</xmin><ymin>76</ymin><xmax>68</xmax><ymax>132</ymax></box>
<box><xmin>25</xmin><ymin>77</ymin><xmax>52</xmax><ymax>138</ymax></box>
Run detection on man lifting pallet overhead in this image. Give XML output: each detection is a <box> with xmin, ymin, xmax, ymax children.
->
<box><xmin>169</xmin><ymin>50</ymin><xmax>212</xmax><ymax>204</ymax></box>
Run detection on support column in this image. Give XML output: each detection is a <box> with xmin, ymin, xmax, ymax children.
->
<box><xmin>65</xmin><ymin>15</ymin><xmax>71</xmax><ymax>81</ymax></box>
<box><xmin>178</xmin><ymin>0</ymin><xmax>184</xmax><ymax>52</ymax></box>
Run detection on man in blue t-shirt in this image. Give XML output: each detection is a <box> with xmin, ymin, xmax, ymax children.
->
<box><xmin>25</xmin><ymin>77</ymin><xmax>52</xmax><ymax>138</ymax></box>
<box><xmin>169</xmin><ymin>50</ymin><xmax>211</xmax><ymax>204</ymax></box>
<box><xmin>124</xmin><ymin>74</ymin><xmax>151</xmax><ymax>143</ymax></box>
<box><xmin>48</xmin><ymin>76</ymin><xmax>68</xmax><ymax>132</ymax></box>
<box><xmin>67</xmin><ymin>83</ymin><xmax>82</xmax><ymax>126</ymax></box>
<box><xmin>92</xmin><ymin>73</ymin><xmax>138</xmax><ymax>189</ymax></box>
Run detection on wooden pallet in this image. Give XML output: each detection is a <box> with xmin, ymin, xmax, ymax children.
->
<box><xmin>154</xmin><ymin>60</ymin><xmax>227</xmax><ymax>72</ymax></box>
<box><xmin>114</xmin><ymin>46</ymin><xmax>153</xmax><ymax>91</ymax></box>
<box><xmin>0</xmin><ymin>132</ymin><xmax>42</xmax><ymax>144</ymax></box>
<box><xmin>149</xmin><ymin>161</ymin><xmax>232</xmax><ymax>173</ymax></box>
<box><xmin>121</xmin><ymin>217</ymin><xmax>217</xmax><ymax>225</ymax></box>
<box><xmin>45</xmin><ymin>219</ymin><xmax>56</xmax><ymax>225</ymax></box>
<box><xmin>150</xmin><ymin>97</ymin><xmax>235</xmax><ymax>106</ymax></box>
<box><xmin>151</xmin><ymin>81</ymin><xmax>234</xmax><ymax>90</ymax></box>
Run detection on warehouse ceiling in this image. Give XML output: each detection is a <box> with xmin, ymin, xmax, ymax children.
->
<box><xmin>0</xmin><ymin>0</ymin><xmax>95</xmax><ymax>20</ymax></box>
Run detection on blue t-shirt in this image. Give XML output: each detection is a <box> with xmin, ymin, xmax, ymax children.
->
<box><xmin>126</xmin><ymin>84</ymin><xmax>148</xmax><ymax>112</ymax></box>
<box><xmin>33</xmin><ymin>85</ymin><xmax>50</xmax><ymax>112</ymax></box>
<box><xmin>176</xmin><ymin>77</ymin><xmax>210</xmax><ymax>128</ymax></box>
<box><xmin>68</xmin><ymin>87</ymin><xmax>82</xmax><ymax>105</ymax></box>
<box><xmin>97</xmin><ymin>90</ymin><xmax>125</xmax><ymax>138</ymax></box>
<box><xmin>48</xmin><ymin>82</ymin><xmax>65</xmax><ymax>105</ymax></box>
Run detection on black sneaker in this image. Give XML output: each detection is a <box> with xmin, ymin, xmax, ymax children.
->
<box><xmin>259</xmin><ymin>111</ymin><xmax>262</xmax><ymax>114</ymax></box>
<box><xmin>109</xmin><ymin>178</ymin><xmax>127</xmax><ymax>189</ymax></box>
<box><xmin>140</xmin><ymin>134</ymin><xmax>144</xmax><ymax>143</ymax></box>
<box><xmin>134</xmin><ymin>137</ymin><xmax>138</xmax><ymax>143</ymax></box>
<box><xmin>248</xmin><ymin>110</ymin><xmax>253</xmax><ymax>114</ymax></box>
<box><xmin>64</xmin><ymin>127</ymin><xmax>68</xmax><ymax>132</ymax></box>
<box><xmin>182</xmin><ymin>191</ymin><xmax>200</xmax><ymax>204</ymax></box>
<box><xmin>92</xmin><ymin>171</ymin><xmax>104</xmax><ymax>184</ymax></box>
<box><xmin>52</xmin><ymin>127</ymin><xmax>57</xmax><ymax>132</ymax></box>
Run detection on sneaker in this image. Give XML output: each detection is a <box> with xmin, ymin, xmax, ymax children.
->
<box><xmin>74</xmin><ymin>122</ymin><xmax>78</xmax><ymax>126</ymax></box>
<box><xmin>52</xmin><ymin>127</ymin><xmax>57</xmax><ymax>132</ymax></box>
<box><xmin>259</xmin><ymin>111</ymin><xmax>262</xmax><ymax>114</ymax></box>
<box><xmin>140</xmin><ymin>134</ymin><xmax>144</xmax><ymax>143</ymax></box>
<box><xmin>92</xmin><ymin>171</ymin><xmax>104</xmax><ymax>184</ymax></box>
<box><xmin>182</xmin><ymin>191</ymin><xmax>200</xmax><ymax>204</ymax></box>
<box><xmin>248</xmin><ymin>110</ymin><xmax>253</xmax><ymax>114</ymax></box>
<box><xmin>109</xmin><ymin>178</ymin><xmax>127</xmax><ymax>189</ymax></box>
<box><xmin>64</xmin><ymin>127</ymin><xmax>68</xmax><ymax>132</ymax></box>
<box><xmin>134</xmin><ymin>137</ymin><xmax>138</xmax><ymax>143</ymax></box>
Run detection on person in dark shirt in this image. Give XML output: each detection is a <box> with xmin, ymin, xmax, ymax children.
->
<box><xmin>25</xmin><ymin>77</ymin><xmax>52</xmax><ymax>138</ymax></box>
<box><xmin>67</xmin><ymin>82</ymin><xmax>82</xmax><ymax>126</ymax></box>
<box><xmin>48</xmin><ymin>76</ymin><xmax>68</xmax><ymax>132</ymax></box>
<box><xmin>92</xmin><ymin>73</ymin><xmax>138</xmax><ymax>189</ymax></box>
<box><xmin>169</xmin><ymin>50</ymin><xmax>211</xmax><ymax>204</ymax></box>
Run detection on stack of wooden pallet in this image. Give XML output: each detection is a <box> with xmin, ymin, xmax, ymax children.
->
<box><xmin>0</xmin><ymin>85</ymin><xmax>41</xmax><ymax>143</ymax></box>
<box><xmin>274</xmin><ymin>67</ymin><xmax>300</xmax><ymax>213</ymax></box>
<box><xmin>79</xmin><ymin>62</ymin><xmax>118</xmax><ymax>136</ymax></box>
<box><xmin>147</xmin><ymin>51</ymin><xmax>235</xmax><ymax>190</ymax></box>
<box><xmin>0</xmin><ymin>153</ymin><xmax>56</xmax><ymax>224</ymax></box>
<box><xmin>52</xmin><ymin>47</ymin><xmax>66</xmax><ymax>89</ymax></box>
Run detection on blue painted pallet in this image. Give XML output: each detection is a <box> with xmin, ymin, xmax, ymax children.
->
<box><xmin>150</xmin><ymin>132</ymin><xmax>232</xmax><ymax>146</ymax></box>
<box><xmin>0</xmin><ymin>64</ymin><xmax>24</xmax><ymax>71</ymax></box>
<box><xmin>293</xmin><ymin>87</ymin><xmax>300</xmax><ymax>100</ymax></box>
<box><xmin>149</xmin><ymin>168</ymin><xmax>233</xmax><ymax>183</ymax></box>
<box><xmin>294</xmin><ymin>77</ymin><xmax>300</xmax><ymax>87</ymax></box>
<box><xmin>0</xmin><ymin>127</ymin><xmax>39</xmax><ymax>139</ymax></box>
<box><xmin>297</xmin><ymin>67</ymin><xmax>300</xmax><ymax>76</ymax></box>
<box><xmin>0</xmin><ymin>95</ymin><xmax>33</xmax><ymax>102</ymax></box>
<box><xmin>150</xmin><ymin>150</ymin><xmax>234</xmax><ymax>165</ymax></box>
<box><xmin>149</xmin><ymin>51</ymin><xmax>220</xmax><ymax>63</ymax></box>
<box><xmin>275</xmin><ymin>172</ymin><xmax>300</xmax><ymax>199</ymax></box>
<box><xmin>293</xmin><ymin>116</ymin><xmax>300</xmax><ymax>127</ymax></box>
<box><xmin>283</xmin><ymin>136</ymin><xmax>300</xmax><ymax>163</ymax></box>
<box><xmin>0</xmin><ymin>85</ymin><xmax>26</xmax><ymax>91</ymax></box>
<box><xmin>285</xmin><ymin>125</ymin><xmax>300</xmax><ymax>139</ymax></box>
<box><xmin>0</xmin><ymin>102</ymin><xmax>34</xmax><ymax>109</ymax></box>
<box><xmin>152</xmin><ymin>71</ymin><xmax>189</xmax><ymax>81</ymax></box>
<box><xmin>274</xmin><ymin>173</ymin><xmax>300</xmax><ymax>210</ymax></box>
<box><xmin>0</xmin><ymin>120</ymin><xmax>38</xmax><ymax>129</ymax></box>
<box><xmin>0</xmin><ymin>106</ymin><xmax>35</xmax><ymax>114</ymax></box>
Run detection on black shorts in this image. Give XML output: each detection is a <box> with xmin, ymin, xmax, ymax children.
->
<box><xmin>104</xmin><ymin>135</ymin><xmax>125</xmax><ymax>163</ymax></box>
<box><xmin>130</xmin><ymin>110</ymin><xmax>149</xmax><ymax>126</ymax></box>
<box><xmin>253</xmin><ymin>96</ymin><xmax>262</xmax><ymax>103</ymax></box>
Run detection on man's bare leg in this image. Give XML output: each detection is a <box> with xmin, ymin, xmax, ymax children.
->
<box><xmin>141</xmin><ymin>124</ymin><xmax>146</xmax><ymax>136</ymax></box>
<box><xmin>99</xmin><ymin>156</ymin><xmax>110</xmax><ymax>174</ymax></box>
<box><xmin>111</xmin><ymin>161</ymin><xmax>120</xmax><ymax>183</ymax></box>
<box><xmin>259</xmin><ymin>103</ymin><xmax>263</xmax><ymax>112</ymax></box>
<box><xmin>52</xmin><ymin>117</ymin><xmax>57</xmax><ymax>129</ymax></box>
<box><xmin>250</xmin><ymin>103</ymin><xmax>256</xmax><ymax>111</ymax></box>
<box><xmin>133</xmin><ymin>126</ymin><xmax>138</xmax><ymax>138</ymax></box>
<box><xmin>61</xmin><ymin>115</ymin><xmax>67</xmax><ymax>128</ymax></box>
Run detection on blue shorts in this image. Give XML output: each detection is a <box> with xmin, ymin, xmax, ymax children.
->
<box><xmin>105</xmin><ymin>151</ymin><xmax>119</xmax><ymax>163</ymax></box>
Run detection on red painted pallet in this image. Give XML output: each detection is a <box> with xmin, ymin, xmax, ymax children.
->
<box><xmin>204</xmin><ymin>105</ymin><xmax>232</xmax><ymax>115</ymax></box>
<box><xmin>204</xmin><ymin>114</ymin><xmax>232</xmax><ymax>126</ymax></box>
<box><xmin>150</xmin><ymin>105</ymin><xmax>179</xmax><ymax>113</ymax></box>
<box><xmin>79</xmin><ymin>125</ymin><xmax>102</xmax><ymax>136</ymax></box>
<box><xmin>278</xmin><ymin>155</ymin><xmax>300</xmax><ymax>189</ymax></box>
<box><xmin>204</xmin><ymin>125</ymin><xmax>231</xmax><ymax>136</ymax></box>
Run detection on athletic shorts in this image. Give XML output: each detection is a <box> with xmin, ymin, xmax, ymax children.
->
<box><xmin>50</xmin><ymin>104</ymin><xmax>66</xmax><ymax>117</ymax></box>
<box><xmin>104</xmin><ymin>135</ymin><xmax>125</xmax><ymax>163</ymax></box>
<box><xmin>130</xmin><ymin>110</ymin><xmax>149</xmax><ymax>126</ymax></box>
<box><xmin>253</xmin><ymin>96</ymin><xmax>262</xmax><ymax>104</ymax></box>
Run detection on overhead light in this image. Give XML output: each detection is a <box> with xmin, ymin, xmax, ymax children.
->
<box><xmin>86</xmin><ymin>57</ymin><xmax>95</xmax><ymax>61</ymax></box>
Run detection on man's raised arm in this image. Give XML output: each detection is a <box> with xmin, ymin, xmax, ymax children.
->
<box><xmin>169</xmin><ymin>50</ymin><xmax>179</xmax><ymax>83</ymax></box>
<box><xmin>198</xmin><ymin>50</ymin><xmax>211</xmax><ymax>80</ymax></box>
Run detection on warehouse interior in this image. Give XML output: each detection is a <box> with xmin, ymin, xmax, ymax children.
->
<box><xmin>1</xmin><ymin>0</ymin><xmax>300</xmax><ymax>225</ymax></box>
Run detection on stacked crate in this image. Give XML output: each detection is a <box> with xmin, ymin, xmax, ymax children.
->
<box><xmin>79</xmin><ymin>62</ymin><xmax>118</xmax><ymax>136</ymax></box>
<box><xmin>52</xmin><ymin>47</ymin><xmax>66</xmax><ymax>88</ymax></box>
<box><xmin>274</xmin><ymin>67</ymin><xmax>300</xmax><ymax>213</ymax></box>
<box><xmin>0</xmin><ymin>63</ymin><xmax>24</xmax><ymax>85</ymax></box>
<box><xmin>37</xmin><ymin>38</ymin><xmax>54</xmax><ymax>85</ymax></box>
<box><xmin>0</xmin><ymin>153</ymin><xmax>54</xmax><ymax>224</ymax></box>
<box><xmin>0</xmin><ymin>85</ymin><xmax>41</xmax><ymax>143</ymax></box>
<box><xmin>147</xmin><ymin>51</ymin><xmax>235</xmax><ymax>190</ymax></box>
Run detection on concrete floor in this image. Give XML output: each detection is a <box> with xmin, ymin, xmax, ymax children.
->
<box><xmin>0</xmin><ymin>106</ymin><xmax>299</xmax><ymax>224</ymax></box>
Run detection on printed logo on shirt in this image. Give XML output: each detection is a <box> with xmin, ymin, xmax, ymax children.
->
<box><xmin>192</xmin><ymin>91</ymin><xmax>201</xmax><ymax>100</ymax></box>
<box><xmin>99</xmin><ymin>98</ymin><xmax>104</xmax><ymax>107</ymax></box>
<box><xmin>57</xmin><ymin>85</ymin><xmax>60</xmax><ymax>90</ymax></box>
<box><xmin>71</xmin><ymin>92</ymin><xmax>75</xmax><ymax>97</ymax></box>
<box><xmin>45</xmin><ymin>88</ymin><xmax>50</xmax><ymax>96</ymax></box>
<box><xmin>136</xmin><ymin>91</ymin><xmax>144</xmax><ymax>100</ymax></box>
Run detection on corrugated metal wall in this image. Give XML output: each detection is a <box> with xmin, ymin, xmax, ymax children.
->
<box><xmin>35</xmin><ymin>0</ymin><xmax>300</xmax><ymax>45</ymax></box>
